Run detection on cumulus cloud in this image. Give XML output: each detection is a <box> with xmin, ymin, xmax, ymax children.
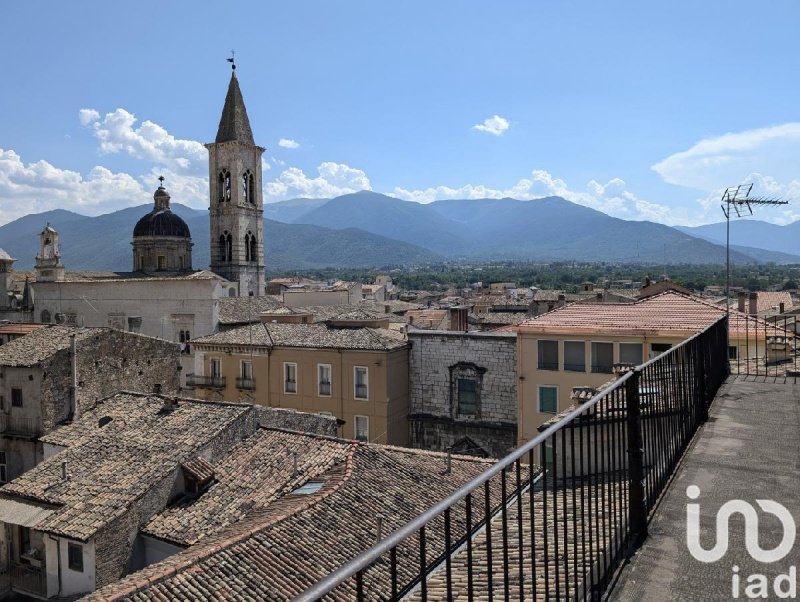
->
<box><xmin>79</xmin><ymin>107</ymin><xmax>207</xmax><ymax>173</ymax></box>
<box><xmin>473</xmin><ymin>115</ymin><xmax>510</xmax><ymax>136</ymax></box>
<box><xmin>265</xmin><ymin>162</ymin><xmax>371</xmax><ymax>201</ymax></box>
<box><xmin>652</xmin><ymin>122</ymin><xmax>800</xmax><ymax>191</ymax></box>
<box><xmin>277</xmin><ymin>138</ymin><xmax>300</xmax><ymax>149</ymax></box>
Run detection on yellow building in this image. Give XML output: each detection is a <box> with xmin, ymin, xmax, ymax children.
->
<box><xmin>516</xmin><ymin>292</ymin><xmax>729</xmax><ymax>444</ymax></box>
<box><xmin>187</xmin><ymin>314</ymin><xmax>409</xmax><ymax>445</ymax></box>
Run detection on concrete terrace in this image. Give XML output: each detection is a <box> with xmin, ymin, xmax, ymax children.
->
<box><xmin>613</xmin><ymin>376</ymin><xmax>800</xmax><ymax>601</ymax></box>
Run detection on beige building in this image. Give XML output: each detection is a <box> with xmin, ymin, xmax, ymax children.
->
<box><xmin>187</xmin><ymin>314</ymin><xmax>410</xmax><ymax>445</ymax></box>
<box><xmin>517</xmin><ymin>292</ymin><xmax>731</xmax><ymax>444</ymax></box>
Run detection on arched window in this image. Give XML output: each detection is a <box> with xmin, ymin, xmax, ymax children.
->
<box><xmin>248</xmin><ymin>172</ymin><xmax>255</xmax><ymax>204</ymax></box>
<box><xmin>226</xmin><ymin>233</ymin><xmax>233</xmax><ymax>262</ymax></box>
<box><xmin>41</xmin><ymin>309</ymin><xmax>51</xmax><ymax>323</ymax></box>
<box><xmin>249</xmin><ymin>233</ymin><xmax>257</xmax><ymax>262</ymax></box>
<box><xmin>219</xmin><ymin>235</ymin><xmax>227</xmax><ymax>262</ymax></box>
<box><xmin>242</xmin><ymin>171</ymin><xmax>251</xmax><ymax>203</ymax></box>
<box><xmin>244</xmin><ymin>233</ymin><xmax>251</xmax><ymax>262</ymax></box>
<box><xmin>218</xmin><ymin>170</ymin><xmax>231</xmax><ymax>202</ymax></box>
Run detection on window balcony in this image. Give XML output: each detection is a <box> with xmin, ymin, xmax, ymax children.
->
<box><xmin>186</xmin><ymin>374</ymin><xmax>226</xmax><ymax>388</ymax></box>
<box><xmin>0</xmin><ymin>414</ymin><xmax>41</xmax><ymax>438</ymax></box>
<box><xmin>10</xmin><ymin>562</ymin><xmax>47</xmax><ymax>598</ymax></box>
<box><xmin>236</xmin><ymin>377</ymin><xmax>255</xmax><ymax>391</ymax></box>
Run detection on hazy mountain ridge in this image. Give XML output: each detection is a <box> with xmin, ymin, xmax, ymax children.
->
<box><xmin>676</xmin><ymin>220</ymin><xmax>800</xmax><ymax>257</ymax></box>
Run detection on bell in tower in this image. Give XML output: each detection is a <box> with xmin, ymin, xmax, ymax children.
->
<box><xmin>35</xmin><ymin>223</ymin><xmax>65</xmax><ymax>282</ymax></box>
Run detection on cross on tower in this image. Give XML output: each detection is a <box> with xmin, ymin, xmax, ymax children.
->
<box><xmin>158</xmin><ymin>175</ymin><xmax>165</xmax><ymax>187</ymax></box>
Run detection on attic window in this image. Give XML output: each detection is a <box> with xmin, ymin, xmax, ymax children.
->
<box><xmin>291</xmin><ymin>481</ymin><xmax>324</xmax><ymax>496</ymax></box>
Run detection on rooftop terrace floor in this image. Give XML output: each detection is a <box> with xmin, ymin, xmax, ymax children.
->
<box><xmin>613</xmin><ymin>375</ymin><xmax>800</xmax><ymax>601</ymax></box>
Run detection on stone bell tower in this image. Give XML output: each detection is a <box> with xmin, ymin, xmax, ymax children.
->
<box><xmin>206</xmin><ymin>64</ymin><xmax>265</xmax><ymax>296</ymax></box>
<box><xmin>35</xmin><ymin>223</ymin><xmax>65</xmax><ymax>282</ymax></box>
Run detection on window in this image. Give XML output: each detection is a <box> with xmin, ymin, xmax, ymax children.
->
<box><xmin>619</xmin><ymin>343</ymin><xmax>644</xmax><ymax>366</ymax></box>
<box><xmin>139</xmin><ymin>255</ymin><xmax>145</xmax><ymax>270</ymax></box>
<box><xmin>210</xmin><ymin>358</ymin><xmax>221</xmax><ymax>379</ymax></box>
<box><xmin>563</xmin><ymin>341</ymin><xmax>585</xmax><ymax>372</ymax></box>
<box><xmin>538</xmin><ymin>386</ymin><xmax>558</xmax><ymax>414</ymax></box>
<box><xmin>68</xmin><ymin>542</ymin><xmax>84</xmax><ymax>572</ymax></box>
<box><xmin>179</xmin><ymin>255</ymin><xmax>185</xmax><ymax>270</ymax></box>
<box><xmin>354</xmin><ymin>366</ymin><xmax>368</xmax><ymax>400</ymax></box>
<box><xmin>591</xmin><ymin>342</ymin><xmax>614</xmax><ymax>373</ymax></box>
<box><xmin>241</xmin><ymin>360</ymin><xmax>253</xmax><ymax>380</ymax></box>
<box><xmin>291</xmin><ymin>481</ymin><xmax>324</xmax><ymax>495</ymax></box>
<box><xmin>41</xmin><ymin>309</ymin><xmax>51</xmax><ymax>323</ymax></box>
<box><xmin>242</xmin><ymin>172</ymin><xmax>250</xmax><ymax>202</ymax></box>
<box><xmin>157</xmin><ymin>255</ymin><xmax>166</xmax><ymax>271</ymax></box>
<box><xmin>249</xmin><ymin>234</ymin><xmax>257</xmax><ymax>262</ymax></box>
<box><xmin>457</xmin><ymin>378</ymin><xmax>478</xmax><ymax>416</ymax></box>
<box><xmin>284</xmin><ymin>362</ymin><xmax>297</xmax><ymax>394</ymax></box>
<box><xmin>0</xmin><ymin>451</ymin><xmax>6</xmax><ymax>484</ymax></box>
<box><xmin>728</xmin><ymin>345</ymin><xmax>738</xmax><ymax>360</ymax></box>
<box><xmin>649</xmin><ymin>342</ymin><xmax>672</xmax><ymax>359</ymax></box>
<box><xmin>537</xmin><ymin>340</ymin><xmax>559</xmax><ymax>370</ymax></box>
<box><xmin>355</xmin><ymin>415</ymin><xmax>369</xmax><ymax>442</ymax></box>
<box><xmin>244</xmin><ymin>233</ymin><xmax>251</xmax><ymax>262</ymax></box>
<box><xmin>11</xmin><ymin>388</ymin><xmax>22</xmax><ymax>408</ymax></box>
<box><xmin>318</xmin><ymin>364</ymin><xmax>332</xmax><ymax>396</ymax></box>
<box><xmin>218</xmin><ymin>170</ymin><xmax>231</xmax><ymax>202</ymax></box>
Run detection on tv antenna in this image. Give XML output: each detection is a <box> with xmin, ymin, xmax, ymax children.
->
<box><xmin>720</xmin><ymin>184</ymin><xmax>788</xmax><ymax>318</ymax></box>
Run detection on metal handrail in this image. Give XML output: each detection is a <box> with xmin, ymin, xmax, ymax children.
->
<box><xmin>296</xmin><ymin>316</ymin><xmax>728</xmax><ymax>600</ymax></box>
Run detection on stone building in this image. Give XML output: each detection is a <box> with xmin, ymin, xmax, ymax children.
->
<box><xmin>207</xmin><ymin>70</ymin><xmax>265</xmax><ymax>297</ymax></box>
<box><xmin>0</xmin><ymin>248</ymin><xmax>33</xmax><ymax>322</ymax></box>
<box><xmin>408</xmin><ymin>329</ymin><xmax>517</xmax><ymax>458</ymax></box>
<box><xmin>0</xmin><ymin>325</ymin><xmax>180</xmax><ymax>482</ymax></box>
<box><xmin>131</xmin><ymin>179</ymin><xmax>193</xmax><ymax>272</ymax></box>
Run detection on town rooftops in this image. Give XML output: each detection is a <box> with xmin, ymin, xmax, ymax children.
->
<box><xmin>0</xmin><ymin>322</ymin><xmax>47</xmax><ymax>337</ymax></box>
<box><xmin>84</xmin><ymin>437</ymin><xmax>494</xmax><ymax>601</ymax></box>
<box><xmin>518</xmin><ymin>291</ymin><xmax>725</xmax><ymax>336</ymax></box>
<box><xmin>0</xmin><ymin>392</ymin><xmax>252</xmax><ymax>542</ymax></box>
<box><xmin>27</xmin><ymin>269</ymin><xmax>225</xmax><ymax>284</ymax></box>
<box><xmin>0</xmin><ymin>325</ymin><xmax>99</xmax><ymax>367</ymax></box>
<box><xmin>217</xmin><ymin>294</ymin><xmax>285</xmax><ymax>325</ymax></box>
<box><xmin>193</xmin><ymin>321</ymin><xmax>407</xmax><ymax>351</ymax></box>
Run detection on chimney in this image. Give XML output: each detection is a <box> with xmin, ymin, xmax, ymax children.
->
<box><xmin>596</xmin><ymin>292</ymin><xmax>603</xmax><ymax>302</ymax></box>
<box><xmin>749</xmin><ymin>292</ymin><xmax>758</xmax><ymax>316</ymax></box>
<box><xmin>61</xmin><ymin>461</ymin><xmax>69</xmax><ymax>481</ymax></box>
<box><xmin>557</xmin><ymin>294</ymin><xmax>566</xmax><ymax>308</ymax></box>
<box><xmin>444</xmin><ymin>448</ymin><xmax>452</xmax><ymax>474</ymax></box>
<box><xmin>779</xmin><ymin>302</ymin><xmax>785</xmax><ymax>314</ymax></box>
<box><xmin>738</xmin><ymin>292</ymin><xmax>746</xmax><ymax>313</ymax></box>
<box><xmin>69</xmin><ymin>334</ymin><xmax>77</xmax><ymax>421</ymax></box>
<box><xmin>645</xmin><ymin>276</ymin><xmax>652</xmax><ymax>288</ymax></box>
<box><xmin>153</xmin><ymin>383</ymin><xmax>162</xmax><ymax>395</ymax></box>
<box><xmin>375</xmin><ymin>515</ymin><xmax>384</xmax><ymax>544</ymax></box>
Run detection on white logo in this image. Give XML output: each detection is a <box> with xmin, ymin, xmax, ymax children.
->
<box><xmin>687</xmin><ymin>485</ymin><xmax>796</xmax><ymax>563</ymax></box>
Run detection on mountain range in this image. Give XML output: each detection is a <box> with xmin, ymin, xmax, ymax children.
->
<box><xmin>0</xmin><ymin>192</ymin><xmax>797</xmax><ymax>271</ymax></box>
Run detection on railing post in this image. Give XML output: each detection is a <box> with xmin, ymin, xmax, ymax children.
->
<box><xmin>625</xmin><ymin>370</ymin><xmax>648</xmax><ymax>547</ymax></box>
<box><xmin>697</xmin><ymin>336</ymin><xmax>709</xmax><ymax>423</ymax></box>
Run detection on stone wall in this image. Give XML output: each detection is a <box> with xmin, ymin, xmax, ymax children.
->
<box><xmin>409</xmin><ymin>330</ymin><xmax>517</xmax><ymax>458</ymax></box>
<box><xmin>256</xmin><ymin>406</ymin><xmax>338</xmax><ymax>437</ymax></box>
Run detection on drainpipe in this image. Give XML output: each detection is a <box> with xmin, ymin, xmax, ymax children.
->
<box><xmin>46</xmin><ymin>534</ymin><xmax>62</xmax><ymax>597</ymax></box>
<box><xmin>68</xmin><ymin>334</ymin><xmax>77</xmax><ymax>421</ymax></box>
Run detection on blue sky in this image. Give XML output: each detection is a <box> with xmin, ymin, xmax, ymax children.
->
<box><xmin>2</xmin><ymin>0</ymin><xmax>800</xmax><ymax>226</ymax></box>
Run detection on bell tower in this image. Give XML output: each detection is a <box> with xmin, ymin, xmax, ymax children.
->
<box><xmin>35</xmin><ymin>223</ymin><xmax>65</xmax><ymax>282</ymax></box>
<box><xmin>206</xmin><ymin>64</ymin><xmax>265</xmax><ymax>296</ymax></box>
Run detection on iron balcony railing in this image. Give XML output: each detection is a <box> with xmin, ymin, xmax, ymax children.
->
<box><xmin>185</xmin><ymin>374</ymin><xmax>226</xmax><ymax>388</ymax></box>
<box><xmin>295</xmin><ymin>316</ymin><xmax>729</xmax><ymax>601</ymax></box>
<box><xmin>10</xmin><ymin>562</ymin><xmax>47</xmax><ymax>598</ymax></box>
<box><xmin>728</xmin><ymin>309</ymin><xmax>800</xmax><ymax>378</ymax></box>
<box><xmin>0</xmin><ymin>414</ymin><xmax>41</xmax><ymax>438</ymax></box>
<box><xmin>236</xmin><ymin>377</ymin><xmax>256</xmax><ymax>390</ymax></box>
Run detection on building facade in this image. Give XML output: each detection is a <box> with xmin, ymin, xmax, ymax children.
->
<box><xmin>409</xmin><ymin>330</ymin><xmax>517</xmax><ymax>458</ymax></box>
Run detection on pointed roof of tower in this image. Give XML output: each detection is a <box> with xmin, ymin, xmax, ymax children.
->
<box><xmin>215</xmin><ymin>73</ymin><xmax>255</xmax><ymax>145</ymax></box>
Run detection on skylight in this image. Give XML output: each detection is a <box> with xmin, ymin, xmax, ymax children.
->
<box><xmin>290</xmin><ymin>481</ymin><xmax>324</xmax><ymax>496</ymax></box>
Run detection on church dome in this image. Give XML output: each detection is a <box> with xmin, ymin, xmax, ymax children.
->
<box><xmin>133</xmin><ymin>186</ymin><xmax>191</xmax><ymax>238</ymax></box>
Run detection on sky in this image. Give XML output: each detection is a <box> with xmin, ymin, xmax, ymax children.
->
<box><xmin>2</xmin><ymin>0</ymin><xmax>800</xmax><ymax>227</ymax></box>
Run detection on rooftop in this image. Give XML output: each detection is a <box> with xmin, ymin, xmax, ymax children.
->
<box><xmin>1</xmin><ymin>392</ymin><xmax>252</xmax><ymax>542</ymax></box>
<box><xmin>86</xmin><ymin>441</ymin><xmax>495</xmax><ymax>601</ymax></box>
<box><xmin>0</xmin><ymin>325</ymin><xmax>99</xmax><ymax>366</ymax></box>
<box><xmin>217</xmin><ymin>295</ymin><xmax>285</xmax><ymax>325</ymax></box>
<box><xmin>29</xmin><ymin>269</ymin><xmax>224</xmax><ymax>284</ymax></box>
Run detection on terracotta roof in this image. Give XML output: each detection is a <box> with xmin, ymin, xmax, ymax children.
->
<box><xmin>217</xmin><ymin>295</ymin><xmax>285</xmax><ymax>325</ymax></box>
<box><xmin>0</xmin><ymin>325</ymin><xmax>99</xmax><ymax>367</ymax></box>
<box><xmin>142</xmin><ymin>429</ymin><xmax>351</xmax><ymax>546</ymax></box>
<box><xmin>0</xmin><ymin>323</ymin><xmax>47</xmax><ymax>336</ymax></box>
<box><xmin>194</xmin><ymin>322</ymin><xmax>408</xmax><ymax>351</ymax></box>
<box><xmin>406</xmin><ymin>309</ymin><xmax>449</xmax><ymax>330</ymax></box>
<box><xmin>753</xmin><ymin>291</ymin><xmax>793</xmax><ymax>314</ymax></box>
<box><xmin>85</xmin><ymin>442</ymin><xmax>495</xmax><ymax>601</ymax></box>
<box><xmin>3</xmin><ymin>392</ymin><xmax>252</xmax><ymax>542</ymax></box>
<box><xmin>518</xmin><ymin>292</ymin><xmax>724</xmax><ymax>336</ymax></box>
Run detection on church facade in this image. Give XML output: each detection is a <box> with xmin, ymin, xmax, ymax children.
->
<box><xmin>1</xmin><ymin>69</ymin><xmax>267</xmax><ymax>348</ymax></box>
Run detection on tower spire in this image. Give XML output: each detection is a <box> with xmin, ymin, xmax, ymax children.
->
<box><xmin>215</xmin><ymin>60</ymin><xmax>254</xmax><ymax>145</ymax></box>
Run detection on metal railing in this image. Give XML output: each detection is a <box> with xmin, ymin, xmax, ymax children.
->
<box><xmin>10</xmin><ymin>562</ymin><xmax>47</xmax><ymax>597</ymax></box>
<box><xmin>185</xmin><ymin>374</ymin><xmax>226</xmax><ymax>388</ymax></box>
<box><xmin>0</xmin><ymin>414</ymin><xmax>41</xmax><ymax>437</ymax></box>
<box><xmin>296</xmin><ymin>316</ymin><xmax>729</xmax><ymax>601</ymax></box>
<box><xmin>729</xmin><ymin>310</ymin><xmax>800</xmax><ymax>378</ymax></box>
<box><xmin>236</xmin><ymin>377</ymin><xmax>256</xmax><ymax>390</ymax></box>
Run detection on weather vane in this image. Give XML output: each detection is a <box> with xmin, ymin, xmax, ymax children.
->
<box><xmin>227</xmin><ymin>50</ymin><xmax>236</xmax><ymax>71</ymax></box>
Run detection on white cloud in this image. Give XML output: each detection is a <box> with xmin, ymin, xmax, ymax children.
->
<box><xmin>278</xmin><ymin>138</ymin><xmax>300</xmax><ymax>149</ymax></box>
<box><xmin>265</xmin><ymin>162</ymin><xmax>371</xmax><ymax>201</ymax></box>
<box><xmin>473</xmin><ymin>115</ymin><xmax>510</xmax><ymax>136</ymax></box>
<box><xmin>652</xmin><ymin>123</ymin><xmax>800</xmax><ymax>191</ymax></box>
<box><xmin>80</xmin><ymin>107</ymin><xmax>207</xmax><ymax>173</ymax></box>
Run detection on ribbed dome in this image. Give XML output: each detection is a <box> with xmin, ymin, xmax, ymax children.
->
<box><xmin>133</xmin><ymin>208</ymin><xmax>191</xmax><ymax>238</ymax></box>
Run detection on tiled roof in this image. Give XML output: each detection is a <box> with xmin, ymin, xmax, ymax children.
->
<box><xmin>300</xmin><ymin>304</ymin><xmax>406</xmax><ymax>324</ymax></box>
<box><xmin>217</xmin><ymin>295</ymin><xmax>285</xmax><ymax>325</ymax></box>
<box><xmin>85</xmin><ymin>441</ymin><xmax>495</xmax><ymax>601</ymax></box>
<box><xmin>0</xmin><ymin>323</ymin><xmax>47</xmax><ymax>336</ymax></box>
<box><xmin>46</xmin><ymin>270</ymin><xmax>225</xmax><ymax>283</ymax></box>
<box><xmin>193</xmin><ymin>322</ymin><xmax>408</xmax><ymax>351</ymax></box>
<box><xmin>754</xmin><ymin>291</ymin><xmax>793</xmax><ymax>314</ymax></box>
<box><xmin>3</xmin><ymin>392</ymin><xmax>252</xmax><ymax>542</ymax></box>
<box><xmin>142</xmin><ymin>429</ymin><xmax>351</xmax><ymax>546</ymax></box>
<box><xmin>518</xmin><ymin>292</ymin><xmax>724</xmax><ymax>336</ymax></box>
<box><xmin>406</xmin><ymin>309</ymin><xmax>449</xmax><ymax>329</ymax></box>
<box><xmin>0</xmin><ymin>325</ymin><xmax>99</xmax><ymax>367</ymax></box>
<box><xmin>469</xmin><ymin>311</ymin><xmax>529</xmax><ymax>326</ymax></box>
